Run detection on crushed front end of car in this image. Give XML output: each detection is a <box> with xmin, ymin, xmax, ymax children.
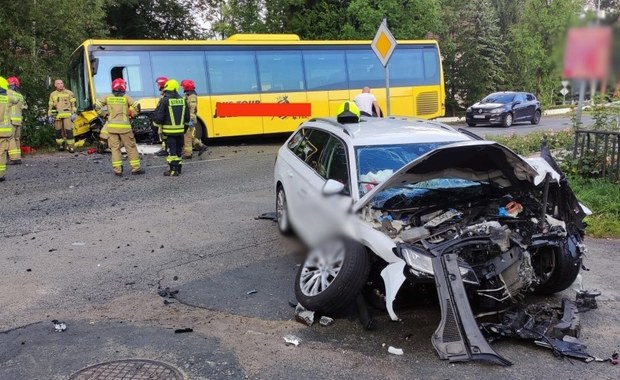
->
<box><xmin>354</xmin><ymin>141</ymin><xmax>589</xmax><ymax>365</ymax></box>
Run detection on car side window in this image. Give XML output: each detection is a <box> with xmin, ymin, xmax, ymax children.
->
<box><xmin>288</xmin><ymin>129</ymin><xmax>306</xmax><ymax>154</ymax></box>
<box><xmin>515</xmin><ymin>94</ymin><xmax>526</xmax><ymax>103</ymax></box>
<box><xmin>295</xmin><ymin>129</ymin><xmax>331</xmax><ymax>176</ymax></box>
<box><xmin>526</xmin><ymin>94</ymin><xmax>535</xmax><ymax>101</ymax></box>
<box><xmin>321</xmin><ymin>137</ymin><xmax>350</xmax><ymax>194</ymax></box>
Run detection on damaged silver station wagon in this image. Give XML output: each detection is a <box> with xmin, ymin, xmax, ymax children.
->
<box><xmin>274</xmin><ymin>116</ymin><xmax>590</xmax><ymax>364</ymax></box>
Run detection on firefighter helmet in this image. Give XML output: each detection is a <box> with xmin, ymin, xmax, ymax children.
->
<box><xmin>180</xmin><ymin>79</ymin><xmax>195</xmax><ymax>92</ymax></box>
<box><xmin>155</xmin><ymin>76</ymin><xmax>168</xmax><ymax>90</ymax></box>
<box><xmin>0</xmin><ymin>76</ymin><xmax>8</xmax><ymax>91</ymax></box>
<box><xmin>111</xmin><ymin>78</ymin><xmax>126</xmax><ymax>92</ymax></box>
<box><xmin>7</xmin><ymin>76</ymin><xmax>20</xmax><ymax>88</ymax></box>
<box><xmin>163</xmin><ymin>79</ymin><xmax>180</xmax><ymax>93</ymax></box>
<box><xmin>336</xmin><ymin>101</ymin><xmax>360</xmax><ymax>124</ymax></box>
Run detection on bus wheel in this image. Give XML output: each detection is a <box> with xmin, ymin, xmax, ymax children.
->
<box><xmin>194</xmin><ymin>120</ymin><xmax>208</xmax><ymax>143</ymax></box>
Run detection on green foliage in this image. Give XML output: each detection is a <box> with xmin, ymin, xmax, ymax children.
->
<box><xmin>568</xmin><ymin>175</ymin><xmax>620</xmax><ymax>238</ymax></box>
<box><xmin>20</xmin><ymin>122</ymin><xmax>56</xmax><ymax>149</ymax></box>
<box><xmin>487</xmin><ymin>129</ymin><xmax>574</xmax><ymax>155</ymax></box>
<box><xmin>589</xmin><ymin>99</ymin><xmax>620</xmax><ymax>131</ymax></box>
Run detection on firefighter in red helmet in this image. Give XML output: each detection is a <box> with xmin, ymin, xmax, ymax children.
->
<box><xmin>94</xmin><ymin>78</ymin><xmax>144</xmax><ymax>176</ymax></box>
<box><xmin>7</xmin><ymin>76</ymin><xmax>26</xmax><ymax>164</ymax></box>
<box><xmin>154</xmin><ymin>76</ymin><xmax>169</xmax><ymax>156</ymax></box>
<box><xmin>180</xmin><ymin>79</ymin><xmax>207</xmax><ymax>159</ymax></box>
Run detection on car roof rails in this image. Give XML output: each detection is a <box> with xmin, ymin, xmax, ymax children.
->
<box><xmin>387</xmin><ymin>115</ymin><xmax>456</xmax><ymax>133</ymax></box>
<box><xmin>308</xmin><ymin>117</ymin><xmax>356</xmax><ymax>137</ymax></box>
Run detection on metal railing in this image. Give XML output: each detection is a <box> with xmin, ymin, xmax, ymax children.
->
<box><xmin>572</xmin><ymin>130</ymin><xmax>620</xmax><ymax>181</ymax></box>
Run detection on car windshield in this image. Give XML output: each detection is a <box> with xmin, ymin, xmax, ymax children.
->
<box><xmin>356</xmin><ymin>142</ymin><xmax>454</xmax><ymax>195</ymax></box>
<box><xmin>369</xmin><ymin>178</ymin><xmax>488</xmax><ymax>210</ymax></box>
<box><xmin>481</xmin><ymin>94</ymin><xmax>515</xmax><ymax>104</ymax></box>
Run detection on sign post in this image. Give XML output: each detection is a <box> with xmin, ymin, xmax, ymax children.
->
<box><xmin>371</xmin><ymin>19</ymin><xmax>397</xmax><ymax>116</ymax></box>
<box><xmin>560</xmin><ymin>80</ymin><xmax>570</xmax><ymax>105</ymax></box>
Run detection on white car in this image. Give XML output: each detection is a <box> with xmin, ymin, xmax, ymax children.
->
<box><xmin>274</xmin><ymin>116</ymin><xmax>588</xmax><ymax>363</ymax></box>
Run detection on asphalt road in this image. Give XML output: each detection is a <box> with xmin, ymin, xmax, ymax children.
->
<box><xmin>0</xmin><ymin>121</ymin><xmax>618</xmax><ymax>380</ymax></box>
<box><xmin>451</xmin><ymin>114</ymin><xmax>593</xmax><ymax>136</ymax></box>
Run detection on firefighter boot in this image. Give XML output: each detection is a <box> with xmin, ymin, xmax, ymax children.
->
<box><xmin>198</xmin><ymin>144</ymin><xmax>208</xmax><ymax>157</ymax></box>
<box><xmin>163</xmin><ymin>163</ymin><xmax>178</xmax><ymax>177</ymax></box>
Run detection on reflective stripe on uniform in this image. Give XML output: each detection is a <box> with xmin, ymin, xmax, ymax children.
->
<box><xmin>162</xmin><ymin>98</ymin><xmax>186</xmax><ymax>135</ymax></box>
<box><xmin>107</xmin><ymin>123</ymin><xmax>132</xmax><ymax>129</ymax></box>
<box><xmin>112</xmin><ymin>160</ymin><xmax>122</xmax><ymax>168</ymax></box>
<box><xmin>129</xmin><ymin>159</ymin><xmax>141</xmax><ymax>167</ymax></box>
<box><xmin>57</xmin><ymin>112</ymin><xmax>71</xmax><ymax>118</ymax></box>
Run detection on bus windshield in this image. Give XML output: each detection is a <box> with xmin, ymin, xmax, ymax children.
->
<box><xmin>68</xmin><ymin>47</ymin><xmax>91</xmax><ymax>111</ymax></box>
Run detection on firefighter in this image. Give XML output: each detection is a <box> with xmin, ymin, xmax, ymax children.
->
<box><xmin>0</xmin><ymin>76</ymin><xmax>19</xmax><ymax>182</ymax></box>
<box><xmin>95</xmin><ymin>78</ymin><xmax>145</xmax><ymax>176</ymax></box>
<box><xmin>47</xmin><ymin>79</ymin><xmax>77</xmax><ymax>152</ymax></box>
<box><xmin>154</xmin><ymin>76</ymin><xmax>168</xmax><ymax>157</ymax></box>
<box><xmin>151</xmin><ymin>79</ymin><xmax>189</xmax><ymax>176</ymax></box>
<box><xmin>180</xmin><ymin>79</ymin><xmax>208</xmax><ymax>159</ymax></box>
<box><xmin>7</xmin><ymin>76</ymin><xmax>26</xmax><ymax>164</ymax></box>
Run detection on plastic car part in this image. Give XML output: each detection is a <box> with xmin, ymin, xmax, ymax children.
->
<box><xmin>431</xmin><ymin>253</ymin><xmax>512</xmax><ymax>366</ymax></box>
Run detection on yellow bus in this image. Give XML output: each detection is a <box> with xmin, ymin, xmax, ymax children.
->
<box><xmin>67</xmin><ymin>34</ymin><xmax>445</xmax><ymax>141</ymax></box>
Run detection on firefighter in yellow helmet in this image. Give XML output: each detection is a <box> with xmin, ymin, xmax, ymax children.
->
<box><xmin>95</xmin><ymin>78</ymin><xmax>145</xmax><ymax>176</ymax></box>
<box><xmin>336</xmin><ymin>100</ymin><xmax>361</xmax><ymax>124</ymax></box>
<box><xmin>0</xmin><ymin>76</ymin><xmax>20</xmax><ymax>182</ymax></box>
<box><xmin>180</xmin><ymin>79</ymin><xmax>207</xmax><ymax>159</ymax></box>
<box><xmin>48</xmin><ymin>79</ymin><xmax>77</xmax><ymax>152</ymax></box>
<box><xmin>151</xmin><ymin>79</ymin><xmax>190</xmax><ymax>176</ymax></box>
<box><xmin>7</xmin><ymin>76</ymin><xmax>26</xmax><ymax>164</ymax></box>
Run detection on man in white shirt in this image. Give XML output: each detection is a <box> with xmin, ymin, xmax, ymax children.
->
<box><xmin>353</xmin><ymin>87</ymin><xmax>381</xmax><ymax>117</ymax></box>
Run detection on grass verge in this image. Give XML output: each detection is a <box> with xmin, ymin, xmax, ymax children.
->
<box><xmin>568</xmin><ymin>176</ymin><xmax>620</xmax><ymax>238</ymax></box>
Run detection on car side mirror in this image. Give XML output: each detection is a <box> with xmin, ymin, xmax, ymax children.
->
<box><xmin>513</xmin><ymin>101</ymin><xmax>521</xmax><ymax>106</ymax></box>
<box><xmin>322</xmin><ymin>179</ymin><xmax>345</xmax><ymax>196</ymax></box>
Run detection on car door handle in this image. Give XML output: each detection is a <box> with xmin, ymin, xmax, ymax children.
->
<box><xmin>287</xmin><ymin>171</ymin><xmax>293</xmax><ymax>178</ymax></box>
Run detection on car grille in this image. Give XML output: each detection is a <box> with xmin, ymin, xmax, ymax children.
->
<box><xmin>416</xmin><ymin>92</ymin><xmax>439</xmax><ymax>116</ymax></box>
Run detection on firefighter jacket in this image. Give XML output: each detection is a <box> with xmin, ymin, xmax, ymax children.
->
<box><xmin>95</xmin><ymin>93</ymin><xmax>137</xmax><ymax>134</ymax></box>
<box><xmin>184</xmin><ymin>91</ymin><xmax>198</xmax><ymax>124</ymax></box>
<box><xmin>8</xmin><ymin>89</ymin><xmax>25</xmax><ymax>126</ymax></box>
<box><xmin>0</xmin><ymin>90</ymin><xmax>19</xmax><ymax>138</ymax></box>
<box><xmin>152</xmin><ymin>91</ymin><xmax>189</xmax><ymax>136</ymax></box>
<box><xmin>48</xmin><ymin>89</ymin><xmax>76</xmax><ymax>118</ymax></box>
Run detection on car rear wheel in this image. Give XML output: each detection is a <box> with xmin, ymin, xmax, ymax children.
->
<box><xmin>532</xmin><ymin>245</ymin><xmax>581</xmax><ymax>295</ymax></box>
<box><xmin>295</xmin><ymin>238</ymin><xmax>370</xmax><ymax>316</ymax></box>
<box><xmin>501</xmin><ymin>113</ymin><xmax>513</xmax><ymax>128</ymax></box>
<box><xmin>530</xmin><ymin>110</ymin><xmax>541</xmax><ymax>125</ymax></box>
<box><xmin>276</xmin><ymin>185</ymin><xmax>292</xmax><ymax>235</ymax></box>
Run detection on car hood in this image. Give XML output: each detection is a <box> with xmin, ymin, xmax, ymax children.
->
<box><xmin>472</xmin><ymin>102</ymin><xmax>507</xmax><ymax>109</ymax></box>
<box><xmin>354</xmin><ymin>141</ymin><xmax>549</xmax><ymax>212</ymax></box>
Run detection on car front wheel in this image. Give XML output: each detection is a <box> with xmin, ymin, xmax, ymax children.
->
<box><xmin>530</xmin><ymin>110</ymin><xmax>541</xmax><ymax>125</ymax></box>
<box><xmin>276</xmin><ymin>185</ymin><xmax>292</xmax><ymax>235</ymax></box>
<box><xmin>501</xmin><ymin>113</ymin><xmax>513</xmax><ymax>128</ymax></box>
<box><xmin>295</xmin><ymin>238</ymin><xmax>370</xmax><ymax>316</ymax></box>
<box><xmin>467</xmin><ymin>122</ymin><xmax>476</xmax><ymax>127</ymax></box>
<box><xmin>532</xmin><ymin>245</ymin><xmax>581</xmax><ymax>295</ymax></box>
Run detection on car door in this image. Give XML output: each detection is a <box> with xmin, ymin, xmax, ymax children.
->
<box><xmin>526</xmin><ymin>93</ymin><xmax>538</xmax><ymax>117</ymax></box>
<box><xmin>513</xmin><ymin>93</ymin><xmax>528</xmax><ymax>121</ymax></box>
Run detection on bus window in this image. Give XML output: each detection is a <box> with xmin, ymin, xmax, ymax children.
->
<box><xmin>389</xmin><ymin>48</ymin><xmax>425</xmax><ymax>86</ymax></box>
<box><xmin>68</xmin><ymin>47</ymin><xmax>91</xmax><ymax>110</ymax></box>
<box><xmin>207</xmin><ymin>51</ymin><xmax>258</xmax><ymax>94</ymax></box>
<box><xmin>257</xmin><ymin>50</ymin><xmax>305</xmax><ymax>92</ymax></box>
<box><xmin>92</xmin><ymin>51</ymin><xmax>152</xmax><ymax>98</ymax></box>
<box><xmin>149</xmin><ymin>51</ymin><xmax>208</xmax><ymax>94</ymax></box>
<box><xmin>346</xmin><ymin>50</ymin><xmax>384</xmax><ymax>89</ymax></box>
<box><xmin>423</xmin><ymin>47</ymin><xmax>440</xmax><ymax>84</ymax></box>
<box><xmin>303</xmin><ymin>50</ymin><xmax>347</xmax><ymax>91</ymax></box>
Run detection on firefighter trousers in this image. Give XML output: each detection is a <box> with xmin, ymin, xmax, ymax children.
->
<box><xmin>166</xmin><ymin>134</ymin><xmax>184</xmax><ymax>174</ymax></box>
<box><xmin>108</xmin><ymin>132</ymin><xmax>141</xmax><ymax>174</ymax></box>
<box><xmin>0</xmin><ymin>138</ymin><xmax>9</xmax><ymax>179</ymax></box>
<box><xmin>8</xmin><ymin>124</ymin><xmax>21</xmax><ymax>161</ymax></box>
<box><xmin>54</xmin><ymin>118</ymin><xmax>74</xmax><ymax>149</ymax></box>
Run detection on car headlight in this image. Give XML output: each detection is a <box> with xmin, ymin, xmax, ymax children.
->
<box><xmin>398</xmin><ymin>245</ymin><xmax>434</xmax><ymax>276</ymax></box>
<box><xmin>466</xmin><ymin>107</ymin><xmax>472</xmax><ymax>113</ymax></box>
<box><xmin>490</xmin><ymin>108</ymin><xmax>504</xmax><ymax>114</ymax></box>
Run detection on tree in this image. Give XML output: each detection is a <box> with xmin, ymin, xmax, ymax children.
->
<box><xmin>0</xmin><ymin>0</ymin><xmax>108</xmax><ymax>112</ymax></box>
<box><xmin>507</xmin><ymin>0</ymin><xmax>582</xmax><ymax>106</ymax></box>
<box><xmin>105</xmin><ymin>0</ymin><xmax>204</xmax><ymax>39</ymax></box>
<box><xmin>440</xmin><ymin>0</ymin><xmax>506</xmax><ymax>114</ymax></box>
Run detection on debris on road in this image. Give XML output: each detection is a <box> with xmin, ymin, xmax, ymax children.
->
<box><xmin>283</xmin><ymin>335</ymin><xmax>301</xmax><ymax>346</ymax></box>
<box><xmin>480</xmin><ymin>290</ymin><xmax>602</xmax><ymax>362</ymax></box>
<box><xmin>388</xmin><ymin>346</ymin><xmax>404</xmax><ymax>355</ymax></box>
<box><xmin>71</xmin><ymin>242</ymin><xmax>85</xmax><ymax>246</ymax></box>
<box><xmin>174</xmin><ymin>328</ymin><xmax>193</xmax><ymax>334</ymax></box>
<box><xmin>294</xmin><ymin>304</ymin><xmax>315</xmax><ymax>326</ymax></box>
<box><xmin>157</xmin><ymin>286</ymin><xmax>179</xmax><ymax>299</ymax></box>
<box><xmin>288</xmin><ymin>300</ymin><xmax>298</xmax><ymax>308</ymax></box>
<box><xmin>255</xmin><ymin>212</ymin><xmax>277</xmax><ymax>221</ymax></box>
<box><xmin>52</xmin><ymin>320</ymin><xmax>66</xmax><ymax>332</ymax></box>
<box><xmin>319</xmin><ymin>316</ymin><xmax>334</xmax><ymax>327</ymax></box>
<box><xmin>246</xmin><ymin>289</ymin><xmax>258</xmax><ymax>295</ymax></box>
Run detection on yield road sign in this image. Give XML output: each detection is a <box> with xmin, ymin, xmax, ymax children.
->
<box><xmin>372</xmin><ymin>20</ymin><xmax>397</xmax><ymax>67</ymax></box>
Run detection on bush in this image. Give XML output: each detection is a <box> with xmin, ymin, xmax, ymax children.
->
<box><xmin>486</xmin><ymin>129</ymin><xmax>574</xmax><ymax>155</ymax></box>
<box><xmin>21</xmin><ymin>121</ymin><xmax>56</xmax><ymax>149</ymax></box>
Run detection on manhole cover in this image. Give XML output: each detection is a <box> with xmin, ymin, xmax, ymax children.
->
<box><xmin>69</xmin><ymin>359</ymin><xmax>184</xmax><ymax>380</ymax></box>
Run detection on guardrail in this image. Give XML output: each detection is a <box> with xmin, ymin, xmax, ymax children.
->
<box><xmin>572</xmin><ymin>130</ymin><xmax>620</xmax><ymax>181</ymax></box>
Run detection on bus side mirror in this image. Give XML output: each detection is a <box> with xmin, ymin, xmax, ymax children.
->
<box><xmin>91</xmin><ymin>57</ymin><xmax>99</xmax><ymax>76</ymax></box>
